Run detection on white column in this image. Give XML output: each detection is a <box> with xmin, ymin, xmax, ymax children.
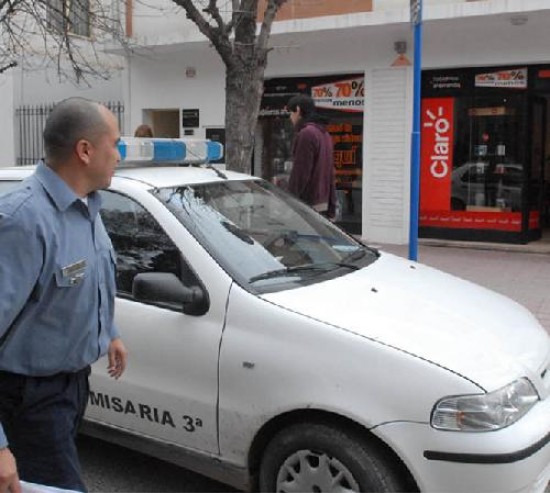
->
<box><xmin>362</xmin><ymin>66</ymin><xmax>413</xmax><ymax>245</ymax></box>
<box><xmin>0</xmin><ymin>71</ymin><xmax>15</xmax><ymax>167</ymax></box>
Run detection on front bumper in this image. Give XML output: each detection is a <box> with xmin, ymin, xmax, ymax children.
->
<box><xmin>374</xmin><ymin>394</ymin><xmax>550</xmax><ymax>493</ymax></box>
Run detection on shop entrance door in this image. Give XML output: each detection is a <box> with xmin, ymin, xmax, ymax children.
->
<box><xmin>529</xmin><ymin>98</ymin><xmax>548</xmax><ymax>237</ymax></box>
<box><xmin>140</xmin><ymin>109</ymin><xmax>180</xmax><ymax>138</ymax></box>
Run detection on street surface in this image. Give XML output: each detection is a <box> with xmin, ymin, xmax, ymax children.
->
<box><xmin>79</xmin><ymin>434</ymin><xmax>235</xmax><ymax>492</ymax></box>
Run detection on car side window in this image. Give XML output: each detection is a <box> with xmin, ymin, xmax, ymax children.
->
<box><xmin>99</xmin><ymin>190</ymin><xmax>184</xmax><ymax>297</ymax></box>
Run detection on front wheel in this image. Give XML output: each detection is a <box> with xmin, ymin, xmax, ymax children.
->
<box><xmin>258</xmin><ymin>422</ymin><xmax>409</xmax><ymax>492</ymax></box>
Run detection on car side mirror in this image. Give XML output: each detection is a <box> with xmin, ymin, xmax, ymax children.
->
<box><xmin>132</xmin><ymin>272</ymin><xmax>209</xmax><ymax>316</ymax></box>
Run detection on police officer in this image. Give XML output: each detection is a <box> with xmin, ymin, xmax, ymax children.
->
<box><xmin>0</xmin><ymin>98</ymin><xmax>128</xmax><ymax>493</ymax></box>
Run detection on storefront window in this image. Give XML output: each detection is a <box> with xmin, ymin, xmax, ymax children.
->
<box><xmin>452</xmin><ymin>95</ymin><xmax>526</xmax><ymax>212</ymax></box>
<box><xmin>258</xmin><ymin>74</ymin><xmax>364</xmax><ymax>234</ymax></box>
<box><xmin>419</xmin><ymin>66</ymin><xmax>544</xmax><ymax>243</ymax></box>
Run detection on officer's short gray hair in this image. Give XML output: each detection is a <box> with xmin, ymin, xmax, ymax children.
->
<box><xmin>43</xmin><ymin>97</ymin><xmax>109</xmax><ymax>165</ymax></box>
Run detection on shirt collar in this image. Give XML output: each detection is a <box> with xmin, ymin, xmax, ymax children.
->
<box><xmin>34</xmin><ymin>161</ymin><xmax>102</xmax><ymax>217</ymax></box>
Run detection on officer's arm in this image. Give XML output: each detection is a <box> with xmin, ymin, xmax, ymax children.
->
<box><xmin>0</xmin><ymin>212</ymin><xmax>39</xmax><ymax>493</ymax></box>
<box><xmin>0</xmin><ymin>446</ymin><xmax>20</xmax><ymax>493</ymax></box>
<box><xmin>0</xmin><ymin>212</ymin><xmax>43</xmax><ymax>342</ymax></box>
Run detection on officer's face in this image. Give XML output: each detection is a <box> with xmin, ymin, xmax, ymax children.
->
<box><xmin>88</xmin><ymin>108</ymin><xmax>121</xmax><ymax>191</ymax></box>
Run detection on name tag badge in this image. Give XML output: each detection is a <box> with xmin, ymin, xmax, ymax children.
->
<box><xmin>62</xmin><ymin>259</ymin><xmax>87</xmax><ymax>285</ymax></box>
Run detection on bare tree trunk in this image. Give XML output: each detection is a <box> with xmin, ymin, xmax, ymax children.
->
<box><xmin>225</xmin><ymin>61</ymin><xmax>265</xmax><ymax>174</ymax></box>
<box><xmin>163</xmin><ymin>0</ymin><xmax>288</xmax><ymax>172</ymax></box>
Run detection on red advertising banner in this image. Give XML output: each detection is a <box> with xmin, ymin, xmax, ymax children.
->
<box><xmin>420</xmin><ymin>98</ymin><xmax>454</xmax><ymax>211</ymax></box>
<box><xmin>420</xmin><ymin>211</ymin><xmax>521</xmax><ymax>231</ymax></box>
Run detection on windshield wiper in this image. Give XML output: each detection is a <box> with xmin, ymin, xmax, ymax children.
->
<box><xmin>341</xmin><ymin>245</ymin><xmax>380</xmax><ymax>263</ymax></box>
<box><xmin>249</xmin><ymin>262</ymin><xmax>359</xmax><ymax>283</ymax></box>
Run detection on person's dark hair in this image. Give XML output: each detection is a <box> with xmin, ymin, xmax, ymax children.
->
<box><xmin>43</xmin><ymin>97</ymin><xmax>108</xmax><ymax>165</ymax></box>
<box><xmin>287</xmin><ymin>93</ymin><xmax>328</xmax><ymax>125</ymax></box>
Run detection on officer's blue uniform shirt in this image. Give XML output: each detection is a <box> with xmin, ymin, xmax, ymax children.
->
<box><xmin>0</xmin><ymin>162</ymin><xmax>120</xmax><ymax>448</ymax></box>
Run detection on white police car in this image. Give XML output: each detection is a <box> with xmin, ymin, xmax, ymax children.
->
<box><xmin>0</xmin><ymin>138</ymin><xmax>549</xmax><ymax>493</ymax></box>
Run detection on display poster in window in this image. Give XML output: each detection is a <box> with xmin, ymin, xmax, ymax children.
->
<box><xmin>474</xmin><ymin>68</ymin><xmax>527</xmax><ymax>89</ymax></box>
<box><xmin>327</xmin><ymin>123</ymin><xmax>363</xmax><ymax>190</ymax></box>
<box><xmin>311</xmin><ymin>77</ymin><xmax>364</xmax><ymax>113</ymax></box>
<box><xmin>420</xmin><ymin>98</ymin><xmax>454</xmax><ymax>211</ymax></box>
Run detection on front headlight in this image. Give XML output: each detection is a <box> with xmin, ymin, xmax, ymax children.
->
<box><xmin>431</xmin><ymin>378</ymin><xmax>539</xmax><ymax>432</ymax></box>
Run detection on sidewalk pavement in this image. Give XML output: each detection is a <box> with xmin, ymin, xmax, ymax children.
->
<box><xmin>368</xmin><ymin>241</ymin><xmax>550</xmax><ymax>335</ymax></box>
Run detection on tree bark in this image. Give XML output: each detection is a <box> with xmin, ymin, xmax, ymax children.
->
<box><xmin>170</xmin><ymin>0</ymin><xmax>287</xmax><ymax>172</ymax></box>
<box><xmin>225</xmin><ymin>58</ymin><xmax>266</xmax><ymax>174</ymax></box>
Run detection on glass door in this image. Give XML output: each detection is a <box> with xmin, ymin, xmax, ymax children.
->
<box><xmin>529</xmin><ymin>97</ymin><xmax>547</xmax><ymax>236</ymax></box>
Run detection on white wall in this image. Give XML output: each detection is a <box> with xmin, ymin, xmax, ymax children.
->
<box><xmin>126</xmin><ymin>47</ymin><xmax>225</xmax><ymax>138</ymax></box>
<box><xmin>0</xmin><ymin>72</ymin><xmax>15</xmax><ymax>166</ymax></box>
<box><xmin>14</xmin><ymin>66</ymin><xmax>125</xmax><ymax>106</ymax></box>
<box><xmin>132</xmin><ymin>0</ymin><xmax>208</xmax><ymax>45</ymax></box>
<box><xmin>363</xmin><ymin>67</ymin><xmax>412</xmax><ymax>245</ymax></box>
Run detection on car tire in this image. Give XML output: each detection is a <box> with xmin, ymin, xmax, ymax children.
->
<box><xmin>258</xmin><ymin>422</ymin><xmax>408</xmax><ymax>493</ymax></box>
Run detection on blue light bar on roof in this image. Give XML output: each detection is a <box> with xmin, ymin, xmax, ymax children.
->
<box><xmin>207</xmin><ymin>141</ymin><xmax>223</xmax><ymax>162</ymax></box>
<box><xmin>117</xmin><ymin>137</ymin><xmax>224</xmax><ymax>164</ymax></box>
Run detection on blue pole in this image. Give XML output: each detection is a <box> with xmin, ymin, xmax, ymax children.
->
<box><xmin>409</xmin><ymin>0</ymin><xmax>422</xmax><ymax>261</ymax></box>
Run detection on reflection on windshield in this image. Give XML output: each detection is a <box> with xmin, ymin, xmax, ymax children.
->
<box><xmin>153</xmin><ymin>180</ymin><xmax>377</xmax><ymax>293</ymax></box>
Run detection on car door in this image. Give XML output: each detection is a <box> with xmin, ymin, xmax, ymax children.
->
<box><xmin>85</xmin><ymin>184</ymin><xmax>231</xmax><ymax>454</ymax></box>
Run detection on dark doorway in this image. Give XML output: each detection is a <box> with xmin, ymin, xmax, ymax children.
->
<box><xmin>529</xmin><ymin>97</ymin><xmax>549</xmax><ymax>239</ymax></box>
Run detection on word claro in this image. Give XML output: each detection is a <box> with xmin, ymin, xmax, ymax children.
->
<box><xmin>1</xmin><ymin>148</ymin><xmax>549</xmax><ymax>493</ymax></box>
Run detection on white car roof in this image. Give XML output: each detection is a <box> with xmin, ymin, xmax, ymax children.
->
<box><xmin>114</xmin><ymin>165</ymin><xmax>253</xmax><ymax>188</ymax></box>
<box><xmin>0</xmin><ymin>166</ymin><xmax>36</xmax><ymax>179</ymax></box>
<box><xmin>0</xmin><ymin>165</ymin><xmax>256</xmax><ymax>189</ymax></box>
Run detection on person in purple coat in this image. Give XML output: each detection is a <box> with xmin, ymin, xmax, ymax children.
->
<box><xmin>287</xmin><ymin>94</ymin><xmax>337</xmax><ymax>219</ymax></box>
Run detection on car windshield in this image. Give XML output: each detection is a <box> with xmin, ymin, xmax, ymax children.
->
<box><xmin>152</xmin><ymin>179</ymin><xmax>378</xmax><ymax>293</ymax></box>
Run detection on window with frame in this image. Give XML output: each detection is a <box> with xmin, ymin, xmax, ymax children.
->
<box><xmin>47</xmin><ymin>0</ymin><xmax>91</xmax><ymax>37</ymax></box>
<box><xmin>99</xmin><ymin>190</ymin><xmax>188</xmax><ymax>297</ymax></box>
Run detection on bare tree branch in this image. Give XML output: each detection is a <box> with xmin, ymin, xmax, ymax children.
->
<box><xmin>170</xmin><ymin>0</ymin><xmax>234</xmax><ymax>68</ymax></box>
<box><xmin>0</xmin><ymin>61</ymin><xmax>18</xmax><ymax>74</ymax></box>
<box><xmin>204</xmin><ymin>0</ymin><xmax>224</xmax><ymax>30</ymax></box>
<box><xmin>172</xmin><ymin>0</ymin><xmax>288</xmax><ymax>172</ymax></box>
<box><xmin>258</xmin><ymin>0</ymin><xmax>286</xmax><ymax>53</ymax></box>
<box><xmin>0</xmin><ymin>0</ymin><xmax>127</xmax><ymax>84</ymax></box>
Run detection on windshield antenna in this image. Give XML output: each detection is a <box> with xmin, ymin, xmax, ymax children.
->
<box><xmin>205</xmin><ymin>164</ymin><xmax>227</xmax><ymax>180</ymax></box>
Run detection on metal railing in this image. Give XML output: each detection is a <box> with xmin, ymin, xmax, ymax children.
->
<box><xmin>15</xmin><ymin>101</ymin><xmax>124</xmax><ymax>166</ymax></box>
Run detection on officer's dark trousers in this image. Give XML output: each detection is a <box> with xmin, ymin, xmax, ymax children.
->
<box><xmin>0</xmin><ymin>366</ymin><xmax>90</xmax><ymax>492</ymax></box>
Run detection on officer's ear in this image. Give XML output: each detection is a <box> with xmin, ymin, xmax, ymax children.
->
<box><xmin>75</xmin><ymin>138</ymin><xmax>93</xmax><ymax>165</ymax></box>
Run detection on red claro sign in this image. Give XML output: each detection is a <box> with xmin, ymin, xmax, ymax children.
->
<box><xmin>420</xmin><ymin>98</ymin><xmax>454</xmax><ymax>211</ymax></box>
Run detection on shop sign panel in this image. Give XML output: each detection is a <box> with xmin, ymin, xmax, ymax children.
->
<box><xmin>475</xmin><ymin>68</ymin><xmax>527</xmax><ymax>89</ymax></box>
<box><xmin>420</xmin><ymin>98</ymin><xmax>454</xmax><ymax>211</ymax></box>
<box><xmin>311</xmin><ymin>77</ymin><xmax>364</xmax><ymax>112</ymax></box>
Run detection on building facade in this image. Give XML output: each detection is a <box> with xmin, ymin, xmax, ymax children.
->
<box><xmin>7</xmin><ymin>0</ymin><xmax>550</xmax><ymax>244</ymax></box>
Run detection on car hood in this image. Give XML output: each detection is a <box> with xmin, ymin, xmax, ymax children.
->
<box><xmin>261</xmin><ymin>252</ymin><xmax>550</xmax><ymax>391</ymax></box>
